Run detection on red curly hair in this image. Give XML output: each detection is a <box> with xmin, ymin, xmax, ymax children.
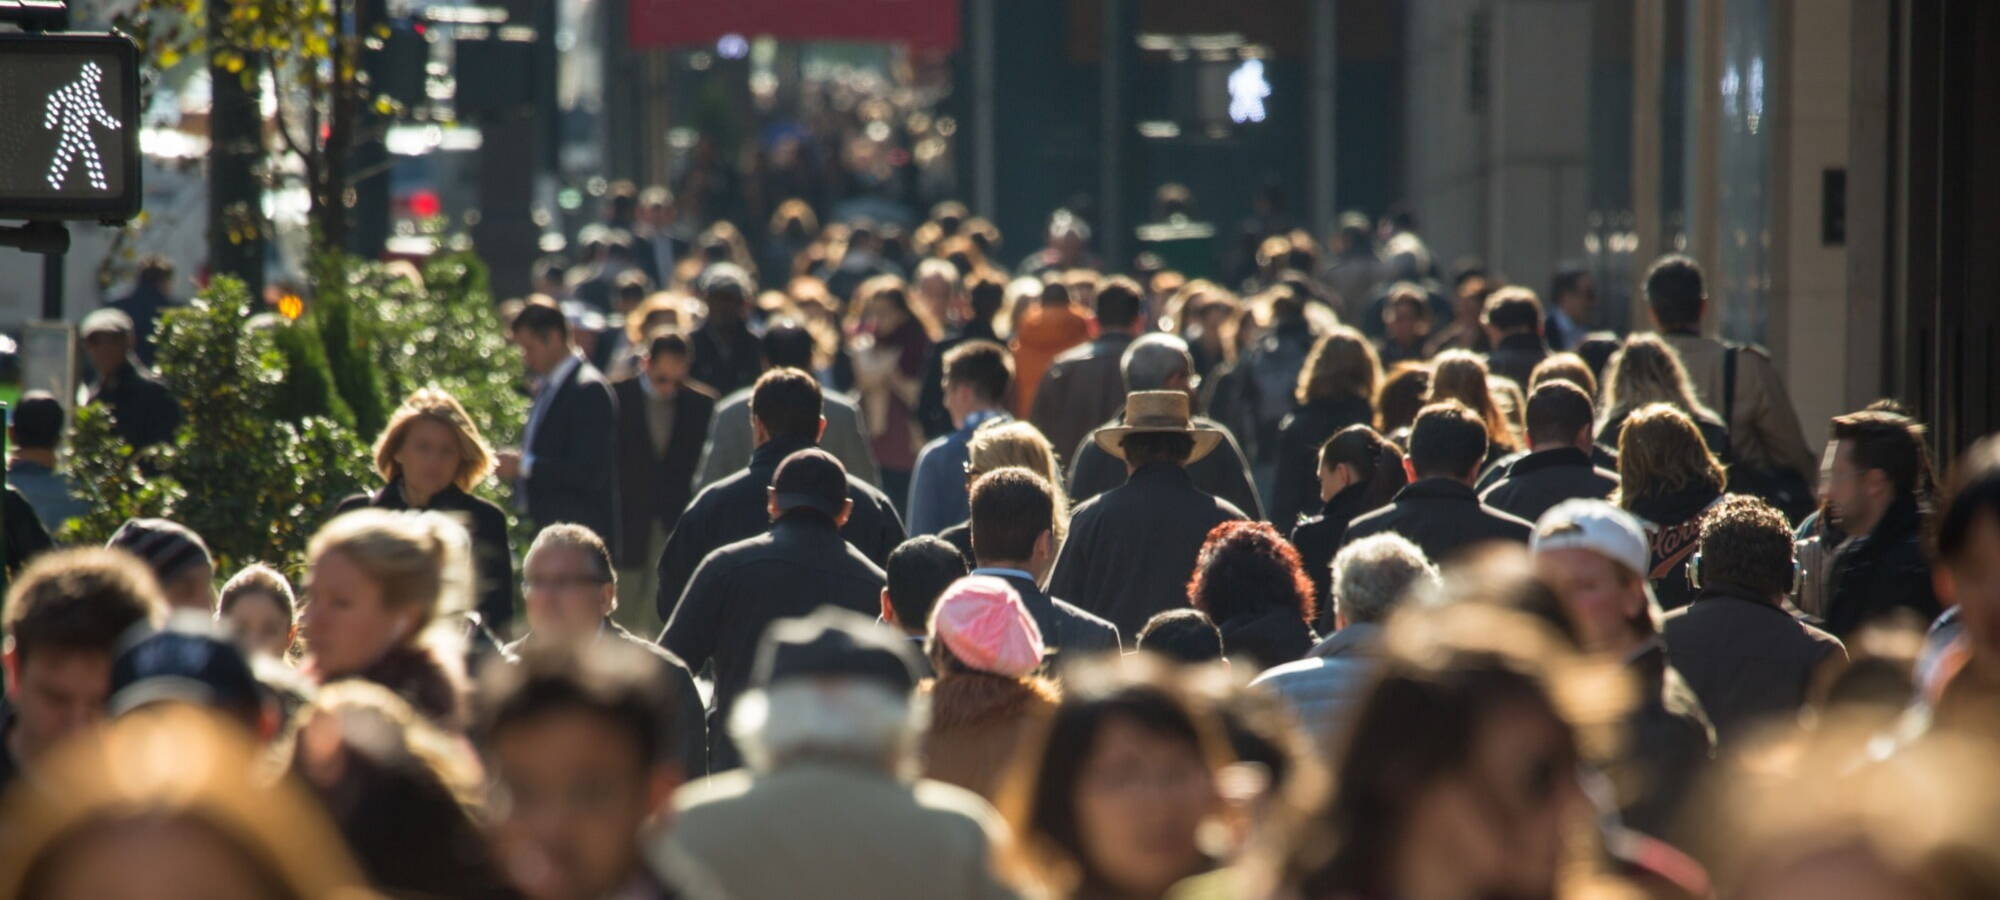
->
<box><xmin>1185</xmin><ymin>520</ymin><xmax>1317</xmax><ymax>626</ymax></box>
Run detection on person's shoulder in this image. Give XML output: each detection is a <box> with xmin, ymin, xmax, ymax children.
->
<box><xmin>911</xmin><ymin>777</ymin><xmax>1007</xmax><ymax>831</ymax></box>
<box><xmin>715</xmin><ymin>387</ymin><xmax>752</xmax><ymax>413</ymax></box>
<box><xmin>913</xmin><ymin>432</ymin><xmax>954</xmax><ymax>462</ymax></box>
<box><xmin>451</xmin><ymin>489</ymin><xmax>510</xmax><ymax>526</ymax></box>
<box><xmin>609</xmin><ymin>622</ymin><xmax>693</xmax><ymax>672</ymax></box>
<box><xmin>1345</xmin><ymin>502</ymin><xmax>1398</xmax><ymax>534</ymax></box>
<box><xmin>838</xmin><ymin>540</ymin><xmax>890</xmax><ymax>582</ymax></box>
<box><xmin>683</xmin><ymin>381</ymin><xmax>720</xmax><ymax>405</ymax></box>
<box><xmin>846</xmin><ymin>473</ymin><xmax>896</xmax><ymax>509</ymax></box>
<box><xmin>1052</xmin><ymin>596</ymin><xmax>1116</xmax><ymax>632</ymax></box>
<box><xmin>1250</xmin><ymin>656</ymin><xmax>1330</xmax><ymax>686</ymax></box>
<box><xmin>332</xmin><ymin>491</ymin><xmax>377</xmax><ymax>515</ymax></box>
<box><xmin>1483</xmin><ymin>503</ymin><xmax>1535</xmax><ymax>534</ymax></box>
<box><xmin>674</xmin><ymin>770</ymin><xmax>757</xmax><ymax>814</ymax></box>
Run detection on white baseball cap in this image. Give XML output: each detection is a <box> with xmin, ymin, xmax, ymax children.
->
<box><xmin>1531</xmin><ymin>499</ymin><xmax>1652</xmax><ymax>577</ymax></box>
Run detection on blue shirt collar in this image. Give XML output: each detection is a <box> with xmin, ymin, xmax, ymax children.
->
<box><xmin>957</xmin><ymin>407</ymin><xmax>1006</xmax><ymax>436</ymax></box>
<box><xmin>971</xmin><ymin>566</ymin><xmax>1036</xmax><ymax>582</ymax></box>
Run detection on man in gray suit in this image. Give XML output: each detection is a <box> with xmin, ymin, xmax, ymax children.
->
<box><xmin>695</xmin><ymin>320</ymin><xmax>881</xmax><ymax>489</ymax></box>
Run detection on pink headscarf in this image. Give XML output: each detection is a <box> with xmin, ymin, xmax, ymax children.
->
<box><xmin>929</xmin><ymin>575</ymin><xmax>1046</xmax><ymax>678</ymax></box>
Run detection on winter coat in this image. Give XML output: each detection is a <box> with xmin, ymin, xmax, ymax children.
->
<box><xmin>1823</xmin><ymin>495</ymin><xmax>1940</xmax><ymax>637</ymax></box>
<box><xmin>1048</xmin><ymin>463</ymin><xmax>1247</xmax><ymax>639</ymax></box>
<box><xmin>1661</xmin><ymin>585</ymin><xmax>1846</xmax><ymax>743</ymax></box>
<box><xmin>1342</xmin><ymin>478</ymin><xmax>1533</xmax><ymax>566</ymax></box>
<box><xmin>1010</xmin><ymin>303</ymin><xmax>1094</xmax><ymax>418</ymax></box>
<box><xmin>1627</xmin><ymin>485</ymin><xmax>1724</xmax><ymax>612</ymax></box>
<box><xmin>1270</xmin><ymin>394</ymin><xmax>1374</xmax><ymax>530</ymax></box>
<box><xmin>1480</xmin><ymin>447</ymin><xmax>1620</xmax><ymax>525</ymax></box>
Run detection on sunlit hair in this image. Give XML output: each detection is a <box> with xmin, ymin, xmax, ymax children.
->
<box><xmin>373</xmin><ymin>387</ymin><xmax>496</xmax><ymax>493</ymax></box>
<box><xmin>967</xmin><ymin>422</ymin><xmax>1069</xmax><ymax>539</ymax></box>
<box><xmin>624</xmin><ymin>292</ymin><xmax>690</xmax><ymax>345</ymax></box>
<box><xmin>1528</xmin><ymin>351</ymin><xmax>1598</xmax><ymax>399</ymax></box>
<box><xmin>307</xmin><ymin>509</ymin><xmax>472</xmax><ymax>659</ymax></box>
<box><xmin>1598</xmin><ymin>333</ymin><xmax>1716</xmax><ymax>433</ymax></box>
<box><xmin>1188</xmin><ymin>520</ymin><xmax>1317</xmax><ymax>626</ymax></box>
<box><xmin>1376</xmin><ymin>362</ymin><xmax>1433</xmax><ymax>435</ymax></box>
<box><xmin>849</xmin><ymin>274</ymin><xmax>944</xmax><ymax>343</ymax></box>
<box><xmin>1614</xmin><ymin>403</ymin><xmax>1726</xmax><ymax>506</ymax></box>
<box><xmin>218</xmin><ymin>562</ymin><xmax>296</xmax><ymax>627</ymax></box>
<box><xmin>730</xmin><ymin>680</ymin><xmax>928</xmax><ymax>778</ymax></box>
<box><xmin>1425</xmin><ymin>350</ymin><xmax>1518</xmax><ymax>453</ymax></box>
<box><xmin>1294</xmin><ymin>326</ymin><xmax>1383</xmax><ymax>407</ymax></box>
<box><xmin>0</xmin><ymin>705</ymin><xmax>370</xmax><ymax>899</ymax></box>
<box><xmin>1488</xmin><ymin>376</ymin><xmax>1526</xmax><ymax>440</ymax></box>
<box><xmin>1330</xmin><ymin>533</ymin><xmax>1438</xmax><ymax>627</ymax></box>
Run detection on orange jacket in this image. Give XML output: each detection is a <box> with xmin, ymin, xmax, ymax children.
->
<box><xmin>1009</xmin><ymin>303</ymin><xmax>1095</xmax><ymax>417</ymax></box>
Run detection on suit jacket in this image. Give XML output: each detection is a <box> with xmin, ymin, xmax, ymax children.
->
<box><xmin>688</xmin><ymin>320</ymin><xmax>764</xmax><ymax>397</ymax></box>
<box><xmin>978</xmin><ymin>569</ymin><xmax>1123</xmax><ymax>660</ymax></box>
<box><xmin>336</xmin><ymin>482</ymin><xmax>516</xmax><ymax>631</ymax></box>
<box><xmin>1067</xmin><ymin>414</ymin><xmax>1265</xmax><ymax>521</ymax></box>
<box><xmin>1029</xmin><ymin>332</ymin><xmax>1136</xmax><ymax>468</ymax></box>
<box><xmin>696</xmin><ymin>386</ymin><xmax>882</xmax><ymax>489</ymax></box>
<box><xmin>505</xmin><ymin>620</ymin><xmax>710</xmax><ymax>777</ymax></box>
<box><xmin>1048</xmin><ymin>463</ymin><xmax>1247</xmax><ymax>639</ymax></box>
<box><xmin>1342</xmin><ymin>478</ymin><xmax>1533</xmax><ymax>565</ymax></box>
<box><xmin>523</xmin><ymin>356</ymin><xmax>620</xmax><ymax>545</ymax></box>
<box><xmin>612</xmin><ymin>377</ymin><xmax>716</xmax><ymax>568</ymax></box>
<box><xmin>656</xmin><ymin>435</ymin><xmax>905</xmax><ymax>623</ymax></box>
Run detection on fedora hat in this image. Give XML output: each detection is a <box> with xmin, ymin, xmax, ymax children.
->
<box><xmin>1093</xmin><ymin>390</ymin><xmax>1223</xmax><ymax>464</ymax></box>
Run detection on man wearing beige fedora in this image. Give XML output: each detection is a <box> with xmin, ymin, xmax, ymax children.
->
<box><xmin>1047</xmin><ymin>390</ymin><xmax>1248</xmax><ymax>639</ymax></box>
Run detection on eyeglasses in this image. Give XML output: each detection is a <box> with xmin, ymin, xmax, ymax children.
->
<box><xmin>522</xmin><ymin>574</ymin><xmax>611</xmax><ymax>593</ymax></box>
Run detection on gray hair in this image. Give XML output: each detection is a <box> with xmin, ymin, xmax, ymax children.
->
<box><xmin>1331</xmin><ymin>533</ymin><xmax>1439</xmax><ymax>626</ymax></box>
<box><xmin>729</xmin><ymin>679</ymin><xmax>928</xmax><ymax>778</ymax></box>
<box><xmin>1121</xmin><ymin>333</ymin><xmax>1195</xmax><ymax>391</ymax></box>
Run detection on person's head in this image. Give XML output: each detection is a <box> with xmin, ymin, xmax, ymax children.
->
<box><xmin>0</xmin><ymin>705</ymin><xmax>369</xmax><ymax>900</ymax></box>
<box><xmin>641</xmin><ymin>330</ymin><xmax>692</xmax><ymax>395</ymax></box>
<box><xmin>1694</xmin><ymin>494</ymin><xmax>1797</xmax><ymax>601</ymax></box>
<box><xmin>1329</xmin><ymin>534</ymin><xmax>1437</xmax><ymax>630</ymax></box>
<box><xmin>79</xmin><ymin>309</ymin><xmax>134</xmax><ymax>377</ymax></box>
<box><xmin>941</xmin><ymin>339</ymin><xmax>1011</xmax><ymax>424</ymax></box>
<box><xmin>640</xmin><ymin>184</ymin><xmax>676</xmax><ymax>227</ymax></box>
<box><xmin>477</xmin><ymin>640</ymin><xmax>681</xmax><ymax>900</ymax></box>
<box><xmin>107</xmin><ymin>518</ymin><xmax>215</xmax><ymax>612</ymax></box>
<box><xmin>699</xmin><ymin>263</ymin><xmax>753</xmax><ymax>325</ymax></box>
<box><xmin>1614</xmin><ymin>403</ymin><xmax>1725</xmax><ymax>507</ymax></box>
<box><xmin>1408</xmin><ymin>402</ymin><xmax>1490</xmax><ymax>483</ymax></box>
<box><xmin>1548</xmin><ymin>264</ymin><xmax>1594</xmax><ymax>319</ymax></box>
<box><xmin>1006</xmin><ymin>656</ymin><xmax>1228</xmax><ymax>898</ymax></box>
<box><xmin>1101</xmin><ymin>391</ymin><xmax>1219</xmax><ymax>471</ymax></box>
<box><xmin>522</xmin><ymin>525</ymin><xmax>617</xmax><ymax>639</ymax></box>
<box><xmin>1137</xmin><ymin>609</ymin><xmax>1224</xmax><ymax>664</ymax></box>
<box><xmin>302</xmin><ymin>509</ymin><xmax>471</xmax><ymax>679</ymax></box>
<box><xmin>761</xmin><ymin>450</ymin><xmax>853</xmax><ymax>532</ymax></box>
<box><xmin>1376</xmin><ymin>363</ymin><xmax>1433</xmax><ymax>435</ymax></box>
<box><xmin>1524</xmin><ymin>381</ymin><xmax>1595</xmax><ymax>452</ymax></box>
<box><xmin>1046</xmin><ymin>210</ymin><xmax>1091</xmax><ymax>261</ymax></box>
<box><xmin>1526</xmin><ymin>352</ymin><xmax>1598</xmax><ymax>399</ymax></box>
<box><xmin>1</xmin><ymin>548</ymin><xmax>166</xmax><ymax>767</ymax></box>
<box><xmin>881</xmin><ymin>536</ymin><xmax>968</xmax><ymax>636</ymax></box>
<box><xmin>1531</xmin><ymin>500</ymin><xmax>1658</xmax><ymax>654</ymax></box>
<box><xmin>1936</xmin><ymin>436</ymin><xmax>2000</xmax><ymax>664</ymax></box>
<box><xmin>137</xmin><ymin>254</ymin><xmax>176</xmax><ymax>292</ymax></box>
<box><xmin>1427</xmin><ymin>350</ymin><xmax>1516</xmax><ymax>453</ymax></box>
<box><xmin>1317</xmin><ymin>424</ymin><xmax>1409</xmax><ymax>507</ymax></box>
<box><xmin>1187</xmin><ymin>521</ymin><xmax>1316</xmax><ymax>628</ymax></box>
<box><xmin>1600</xmin><ymin>333</ymin><xmax>1711</xmax><ymax>425</ymax></box>
<box><xmin>1643</xmin><ymin>254</ymin><xmax>1705</xmax><ymax>331</ymax></box>
<box><xmin>612</xmin><ymin>270</ymin><xmax>651</xmax><ymax>313</ymax></box>
<box><xmin>731</xmin><ymin>607</ymin><xmax>924</xmax><ymax>774</ymax></box>
<box><xmin>965</xmin><ymin>271</ymin><xmax>1006</xmax><ymax>326</ymax></box>
<box><xmin>1826</xmin><ymin>410</ymin><xmax>1932</xmax><ymax>537</ymax></box>
<box><xmin>1289</xmin><ymin>604</ymin><xmax>1601</xmax><ymax>900</ymax></box>
<box><xmin>10</xmin><ymin>391</ymin><xmax>64</xmax><ymax>453</ymax></box>
<box><xmin>509</xmin><ymin>301</ymin><xmax>572</xmax><ymax>375</ymax></box>
<box><xmin>374</xmin><ymin>387</ymin><xmax>497</xmax><ymax>498</ymax></box>
<box><xmin>218</xmin><ymin>563</ymin><xmax>297</xmax><ymax>659</ymax></box>
<box><xmin>758</xmin><ymin>317</ymin><xmax>816</xmax><ymax>371</ymax></box>
<box><xmin>969</xmin><ymin>468</ymin><xmax>1061</xmax><ymax>574</ymax></box>
<box><xmin>1480</xmin><ymin>286</ymin><xmax>1544</xmax><ymax>340</ymax></box>
<box><xmin>926</xmin><ymin>575</ymin><xmax>1046</xmax><ymax>678</ymax></box>
<box><xmin>1094</xmin><ymin>276</ymin><xmax>1144</xmax><ymax>332</ymax></box>
<box><xmin>1381</xmin><ymin>284</ymin><xmax>1432</xmax><ymax>343</ymax></box>
<box><xmin>749</xmin><ymin>367</ymin><xmax>826</xmax><ymax>447</ymax></box>
<box><xmin>1121</xmin><ymin>332</ymin><xmax>1197</xmax><ymax>394</ymax></box>
<box><xmin>1295</xmin><ymin>326</ymin><xmax>1382</xmax><ymax>408</ymax></box>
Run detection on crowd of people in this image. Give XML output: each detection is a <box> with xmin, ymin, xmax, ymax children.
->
<box><xmin>4</xmin><ymin>185</ymin><xmax>1999</xmax><ymax>900</ymax></box>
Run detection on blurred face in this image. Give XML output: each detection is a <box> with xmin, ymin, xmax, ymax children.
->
<box><xmin>4</xmin><ymin>648</ymin><xmax>111</xmax><ymax>764</ymax></box>
<box><xmin>513</xmin><ymin>328</ymin><xmax>569</xmax><ymax>376</ymax></box>
<box><xmin>523</xmin><ymin>545</ymin><xmax>614</xmax><ymax>639</ymax></box>
<box><xmin>1826</xmin><ymin>439</ymin><xmax>1888</xmax><ymax>534</ymax></box>
<box><xmin>644</xmin><ymin>352</ymin><xmax>689</xmax><ymax>396</ymax></box>
<box><xmin>301</xmin><ymin>550</ymin><xmax>411</xmax><ymax>678</ymax></box>
<box><xmin>1072</xmin><ymin>716</ymin><xmax>1217</xmax><ymax>897</ymax></box>
<box><xmin>1943</xmin><ymin>513</ymin><xmax>2000</xmax><ymax>664</ymax></box>
<box><xmin>492</xmin><ymin>710</ymin><xmax>675</xmax><ymax>900</ymax></box>
<box><xmin>162</xmin><ymin>564</ymin><xmax>217</xmax><ymax>612</ymax></box>
<box><xmin>1536</xmin><ymin>548</ymin><xmax>1646</xmax><ymax>654</ymax></box>
<box><xmin>1400</xmin><ymin>703</ymin><xmax>1584</xmax><ymax>900</ymax></box>
<box><xmin>1384</xmin><ymin>301</ymin><xmax>1425</xmax><ymax>343</ymax></box>
<box><xmin>395</xmin><ymin>418</ymin><xmax>466</xmax><ymax>499</ymax></box>
<box><xmin>1563</xmin><ymin>275</ymin><xmax>1597</xmax><ymax>315</ymax></box>
<box><xmin>31</xmin><ymin>819</ymin><xmax>278</xmax><ymax>900</ymax></box>
<box><xmin>225</xmin><ymin>591</ymin><xmax>294</xmax><ymax>659</ymax></box>
<box><xmin>1455</xmin><ymin>278</ymin><xmax>1490</xmax><ymax>317</ymax></box>
<box><xmin>84</xmin><ymin>334</ymin><xmax>128</xmax><ymax>378</ymax></box>
<box><xmin>1740</xmin><ymin>846</ymin><xmax>1929</xmax><ymax>900</ymax></box>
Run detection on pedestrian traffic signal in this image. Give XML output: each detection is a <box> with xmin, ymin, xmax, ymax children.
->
<box><xmin>0</xmin><ymin>32</ymin><xmax>140</xmax><ymax>223</ymax></box>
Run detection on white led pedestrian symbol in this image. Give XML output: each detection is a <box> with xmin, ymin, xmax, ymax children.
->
<box><xmin>44</xmin><ymin>62</ymin><xmax>120</xmax><ymax>192</ymax></box>
<box><xmin>1228</xmin><ymin>58</ymin><xmax>1270</xmax><ymax>125</ymax></box>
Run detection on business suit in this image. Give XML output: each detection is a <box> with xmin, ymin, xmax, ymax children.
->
<box><xmin>696</xmin><ymin>386</ymin><xmax>882</xmax><ymax>489</ymax></box>
<box><xmin>612</xmin><ymin>376</ymin><xmax>716</xmax><ymax>568</ymax></box>
<box><xmin>521</xmin><ymin>354</ymin><xmax>620</xmax><ymax>546</ymax></box>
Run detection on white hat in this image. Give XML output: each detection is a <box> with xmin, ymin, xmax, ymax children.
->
<box><xmin>1531</xmin><ymin>499</ymin><xmax>1652</xmax><ymax>577</ymax></box>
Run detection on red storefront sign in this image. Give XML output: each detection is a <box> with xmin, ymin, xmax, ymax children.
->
<box><xmin>628</xmin><ymin>0</ymin><xmax>960</xmax><ymax>51</ymax></box>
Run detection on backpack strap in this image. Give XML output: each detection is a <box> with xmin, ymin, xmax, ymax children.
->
<box><xmin>1722</xmin><ymin>342</ymin><xmax>1738</xmax><ymax>428</ymax></box>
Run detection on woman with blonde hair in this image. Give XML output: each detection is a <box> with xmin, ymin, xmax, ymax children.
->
<box><xmin>335</xmin><ymin>386</ymin><xmax>514</xmax><ymax>634</ymax></box>
<box><xmin>1271</xmin><ymin>327</ymin><xmax>1382</xmax><ymax>528</ymax></box>
<box><xmin>1597</xmin><ymin>333</ymin><xmax>1732</xmax><ymax>463</ymax></box>
<box><xmin>301</xmin><ymin>508</ymin><xmax>476</xmax><ymax>726</ymax></box>
<box><xmin>1616</xmin><ymin>403</ymin><xmax>1728</xmax><ymax>610</ymax></box>
<box><xmin>1426</xmin><ymin>349</ymin><xmax>1520</xmax><ymax>470</ymax></box>
<box><xmin>936</xmin><ymin>420</ymin><xmax>1069</xmax><ymax>562</ymax></box>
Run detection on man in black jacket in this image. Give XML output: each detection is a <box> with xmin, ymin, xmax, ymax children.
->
<box><xmin>503</xmin><ymin>525</ymin><xmax>708</xmax><ymax>778</ymax></box>
<box><xmin>1067</xmin><ymin>333</ymin><xmax>1264</xmax><ymax>519</ymax></box>
<box><xmin>1048</xmin><ymin>391</ymin><xmax>1246</xmax><ymax>639</ymax></box>
<box><xmin>659</xmin><ymin>449</ymin><xmax>888</xmax><ymax>770</ymax></box>
<box><xmin>967</xmin><ymin>469</ymin><xmax>1121</xmax><ymax>658</ymax></box>
<box><xmin>1662</xmin><ymin>495</ymin><xmax>1846</xmax><ymax>743</ymax></box>
<box><xmin>916</xmin><ymin>272</ymin><xmax>1005</xmax><ymax>440</ymax></box>
<box><xmin>1483</xmin><ymin>381</ymin><xmax>1618</xmax><ymax>523</ymax></box>
<box><xmin>687</xmin><ymin>264</ymin><xmax>764</xmax><ymax>396</ymax></box>
<box><xmin>1030</xmin><ymin>276</ymin><xmax>1143</xmax><ymax>465</ymax></box>
<box><xmin>654</xmin><ymin>368</ymin><xmax>904</xmax><ymax>623</ymax></box>
<box><xmin>80</xmin><ymin>309</ymin><xmax>181</xmax><ymax>449</ymax></box>
<box><xmin>611</xmin><ymin>331</ymin><xmax>716</xmax><ymax>636</ymax></box>
<box><xmin>1345</xmin><ymin>402</ymin><xmax>1533</xmax><ymax>562</ymax></box>
<box><xmin>1481</xmin><ymin>287</ymin><xmax>1550</xmax><ymax>390</ymax></box>
<box><xmin>498</xmin><ymin>302</ymin><xmax>620</xmax><ymax>547</ymax></box>
<box><xmin>1821</xmin><ymin>409</ymin><xmax>1941</xmax><ymax>637</ymax></box>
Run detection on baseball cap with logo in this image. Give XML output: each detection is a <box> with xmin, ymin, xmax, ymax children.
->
<box><xmin>1531</xmin><ymin>499</ymin><xmax>1653</xmax><ymax>578</ymax></box>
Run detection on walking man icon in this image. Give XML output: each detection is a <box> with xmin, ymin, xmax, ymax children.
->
<box><xmin>44</xmin><ymin>61</ymin><xmax>121</xmax><ymax>191</ymax></box>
